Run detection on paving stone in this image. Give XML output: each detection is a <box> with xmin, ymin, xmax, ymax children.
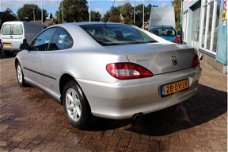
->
<box><xmin>0</xmin><ymin>57</ymin><xmax>226</xmax><ymax>151</ymax></box>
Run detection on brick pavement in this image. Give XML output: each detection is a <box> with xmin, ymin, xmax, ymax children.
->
<box><xmin>0</xmin><ymin>55</ymin><xmax>227</xmax><ymax>152</ymax></box>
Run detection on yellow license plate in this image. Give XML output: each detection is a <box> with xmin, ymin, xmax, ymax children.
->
<box><xmin>3</xmin><ymin>43</ymin><xmax>12</xmax><ymax>47</ymax></box>
<box><xmin>160</xmin><ymin>79</ymin><xmax>189</xmax><ymax>97</ymax></box>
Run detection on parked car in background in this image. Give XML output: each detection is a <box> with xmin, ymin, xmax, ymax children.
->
<box><xmin>149</xmin><ymin>25</ymin><xmax>180</xmax><ymax>43</ymax></box>
<box><xmin>16</xmin><ymin>22</ymin><xmax>202</xmax><ymax>129</ymax></box>
<box><xmin>0</xmin><ymin>21</ymin><xmax>44</xmax><ymax>56</ymax></box>
<box><xmin>0</xmin><ymin>34</ymin><xmax>2</xmax><ymax>51</ymax></box>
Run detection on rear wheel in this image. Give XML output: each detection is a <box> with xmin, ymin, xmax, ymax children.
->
<box><xmin>16</xmin><ymin>62</ymin><xmax>27</xmax><ymax>87</ymax></box>
<box><xmin>63</xmin><ymin>80</ymin><xmax>91</xmax><ymax>129</ymax></box>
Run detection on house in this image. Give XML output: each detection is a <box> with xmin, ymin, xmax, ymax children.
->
<box><xmin>182</xmin><ymin>0</ymin><xmax>227</xmax><ymax>73</ymax></box>
<box><xmin>43</xmin><ymin>18</ymin><xmax>57</xmax><ymax>27</ymax></box>
<box><xmin>0</xmin><ymin>11</ymin><xmax>17</xmax><ymax>28</ymax></box>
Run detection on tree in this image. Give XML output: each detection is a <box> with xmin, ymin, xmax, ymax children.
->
<box><xmin>102</xmin><ymin>3</ymin><xmax>152</xmax><ymax>27</ymax></box>
<box><xmin>108</xmin><ymin>7</ymin><xmax>121</xmax><ymax>22</ymax></box>
<box><xmin>56</xmin><ymin>0</ymin><xmax>89</xmax><ymax>23</ymax></box>
<box><xmin>118</xmin><ymin>3</ymin><xmax>134</xmax><ymax>24</ymax></box>
<box><xmin>136</xmin><ymin>4</ymin><xmax>153</xmax><ymax>27</ymax></box>
<box><xmin>118</xmin><ymin>3</ymin><xmax>133</xmax><ymax>18</ymax></box>
<box><xmin>172</xmin><ymin>0</ymin><xmax>181</xmax><ymax>30</ymax></box>
<box><xmin>102</xmin><ymin>3</ymin><xmax>133</xmax><ymax>24</ymax></box>
<box><xmin>91</xmin><ymin>11</ymin><xmax>101</xmax><ymax>21</ymax></box>
<box><xmin>17</xmin><ymin>4</ymin><xmax>48</xmax><ymax>21</ymax></box>
<box><xmin>102</xmin><ymin>6</ymin><xmax>121</xmax><ymax>23</ymax></box>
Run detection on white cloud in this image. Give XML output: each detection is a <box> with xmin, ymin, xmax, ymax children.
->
<box><xmin>93</xmin><ymin>7</ymin><xmax>107</xmax><ymax>16</ymax></box>
<box><xmin>161</xmin><ymin>2</ymin><xmax>168</xmax><ymax>7</ymax></box>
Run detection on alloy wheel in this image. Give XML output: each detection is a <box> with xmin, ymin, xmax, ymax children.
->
<box><xmin>65</xmin><ymin>88</ymin><xmax>82</xmax><ymax>122</ymax></box>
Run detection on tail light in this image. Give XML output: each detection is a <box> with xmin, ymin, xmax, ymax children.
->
<box><xmin>173</xmin><ymin>36</ymin><xmax>180</xmax><ymax>43</ymax></box>
<box><xmin>106</xmin><ymin>62</ymin><xmax>153</xmax><ymax>80</ymax></box>
<box><xmin>192</xmin><ymin>54</ymin><xmax>200</xmax><ymax>68</ymax></box>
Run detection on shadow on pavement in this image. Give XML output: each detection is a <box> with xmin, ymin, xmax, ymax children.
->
<box><xmin>89</xmin><ymin>84</ymin><xmax>227</xmax><ymax>135</ymax></box>
<box><xmin>0</xmin><ymin>52</ymin><xmax>15</xmax><ymax>59</ymax></box>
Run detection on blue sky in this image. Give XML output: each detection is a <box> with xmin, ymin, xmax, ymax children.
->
<box><xmin>1</xmin><ymin>0</ymin><xmax>173</xmax><ymax>17</ymax></box>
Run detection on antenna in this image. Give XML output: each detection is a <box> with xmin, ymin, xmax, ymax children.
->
<box><xmin>104</xmin><ymin>0</ymin><xmax>116</xmax><ymax>23</ymax></box>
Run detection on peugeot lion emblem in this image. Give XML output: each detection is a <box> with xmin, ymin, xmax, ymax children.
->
<box><xmin>171</xmin><ymin>56</ymin><xmax>177</xmax><ymax>65</ymax></box>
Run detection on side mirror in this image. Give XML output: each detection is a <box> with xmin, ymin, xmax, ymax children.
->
<box><xmin>20</xmin><ymin>39</ymin><xmax>30</xmax><ymax>50</ymax></box>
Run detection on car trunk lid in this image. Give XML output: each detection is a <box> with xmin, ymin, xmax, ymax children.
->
<box><xmin>106</xmin><ymin>43</ymin><xmax>196</xmax><ymax>75</ymax></box>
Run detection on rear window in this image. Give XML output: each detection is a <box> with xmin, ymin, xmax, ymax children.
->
<box><xmin>80</xmin><ymin>24</ymin><xmax>156</xmax><ymax>46</ymax></box>
<box><xmin>12</xmin><ymin>24</ymin><xmax>23</xmax><ymax>35</ymax></box>
<box><xmin>150</xmin><ymin>28</ymin><xmax>176</xmax><ymax>36</ymax></box>
<box><xmin>2</xmin><ymin>24</ymin><xmax>11</xmax><ymax>35</ymax></box>
<box><xmin>1</xmin><ymin>24</ymin><xmax>23</xmax><ymax>35</ymax></box>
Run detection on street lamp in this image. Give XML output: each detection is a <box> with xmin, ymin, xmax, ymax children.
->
<box><xmin>180</xmin><ymin>0</ymin><xmax>183</xmax><ymax>44</ymax></box>
<box><xmin>134</xmin><ymin>0</ymin><xmax>135</xmax><ymax>25</ymax></box>
<box><xmin>41</xmin><ymin>0</ymin><xmax>43</xmax><ymax>24</ymax></box>
<box><xmin>89</xmin><ymin>0</ymin><xmax>91</xmax><ymax>22</ymax></box>
<box><xmin>142</xmin><ymin>0</ymin><xmax>144</xmax><ymax>29</ymax></box>
<box><xmin>33</xmin><ymin>8</ymin><xmax>35</xmax><ymax>22</ymax></box>
<box><xmin>62</xmin><ymin>2</ymin><xmax>64</xmax><ymax>23</ymax></box>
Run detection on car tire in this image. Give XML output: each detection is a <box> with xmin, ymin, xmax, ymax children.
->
<box><xmin>16</xmin><ymin>62</ymin><xmax>27</xmax><ymax>87</ymax></box>
<box><xmin>63</xmin><ymin>80</ymin><xmax>92</xmax><ymax>129</ymax></box>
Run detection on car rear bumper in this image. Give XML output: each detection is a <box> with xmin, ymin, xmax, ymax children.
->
<box><xmin>77</xmin><ymin>66</ymin><xmax>202</xmax><ymax>119</ymax></box>
<box><xmin>2</xmin><ymin>39</ymin><xmax>23</xmax><ymax>51</ymax></box>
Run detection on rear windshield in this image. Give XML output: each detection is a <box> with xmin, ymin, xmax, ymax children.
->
<box><xmin>80</xmin><ymin>24</ymin><xmax>156</xmax><ymax>46</ymax></box>
<box><xmin>2</xmin><ymin>24</ymin><xmax>11</xmax><ymax>35</ymax></box>
<box><xmin>150</xmin><ymin>28</ymin><xmax>176</xmax><ymax>36</ymax></box>
<box><xmin>1</xmin><ymin>24</ymin><xmax>23</xmax><ymax>35</ymax></box>
<box><xmin>13</xmin><ymin>24</ymin><xmax>23</xmax><ymax>35</ymax></box>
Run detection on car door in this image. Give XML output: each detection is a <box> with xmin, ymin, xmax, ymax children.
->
<box><xmin>1</xmin><ymin>24</ymin><xmax>12</xmax><ymax>48</ymax></box>
<box><xmin>22</xmin><ymin>28</ymin><xmax>56</xmax><ymax>86</ymax></box>
<box><xmin>37</xmin><ymin>27</ymin><xmax>74</xmax><ymax>93</ymax></box>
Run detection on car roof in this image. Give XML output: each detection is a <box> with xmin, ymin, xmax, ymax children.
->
<box><xmin>51</xmin><ymin>22</ymin><xmax>126</xmax><ymax>28</ymax></box>
<box><xmin>2</xmin><ymin>21</ymin><xmax>24</xmax><ymax>24</ymax></box>
<box><xmin>150</xmin><ymin>26</ymin><xmax>175</xmax><ymax>31</ymax></box>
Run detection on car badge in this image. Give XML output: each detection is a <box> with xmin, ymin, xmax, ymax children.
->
<box><xmin>171</xmin><ymin>56</ymin><xmax>177</xmax><ymax>65</ymax></box>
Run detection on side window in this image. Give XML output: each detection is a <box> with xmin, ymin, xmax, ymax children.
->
<box><xmin>30</xmin><ymin>28</ymin><xmax>56</xmax><ymax>51</ymax></box>
<box><xmin>12</xmin><ymin>24</ymin><xmax>23</xmax><ymax>35</ymax></box>
<box><xmin>48</xmin><ymin>28</ymin><xmax>73</xmax><ymax>51</ymax></box>
<box><xmin>2</xmin><ymin>24</ymin><xmax>11</xmax><ymax>35</ymax></box>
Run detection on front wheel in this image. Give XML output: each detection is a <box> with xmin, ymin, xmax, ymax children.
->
<box><xmin>16</xmin><ymin>62</ymin><xmax>27</xmax><ymax>87</ymax></box>
<box><xmin>63</xmin><ymin>80</ymin><xmax>92</xmax><ymax>129</ymax></box>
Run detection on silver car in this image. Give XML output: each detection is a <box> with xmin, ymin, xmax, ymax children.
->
<box><xmin>15</xmin><ymin>22</ymin><xmax>202</xmax><ymax>129</ymax></box>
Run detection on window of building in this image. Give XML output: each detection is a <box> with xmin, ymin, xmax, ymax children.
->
<box><xmin>191</xmin><ymin>1</ymin><xmax>201</xmax><ymax>47</ymax></box>
<box><xmin>183</xmin><ymin>11</ymin><xmax>189</xmax><ymax>42</ymax></box>
<box><xmin>199</xmin><ymin>0</ymin><xmax>221</xmax><ymax>55</ymax></box>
